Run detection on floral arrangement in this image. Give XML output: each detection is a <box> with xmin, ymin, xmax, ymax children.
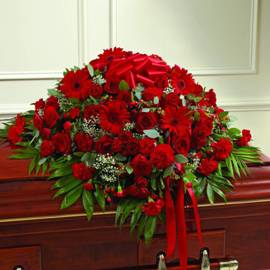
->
<box><xmin>0</xmin><ymin>48</ymin><xmax>260</xmax><ymax>268</ymax></box>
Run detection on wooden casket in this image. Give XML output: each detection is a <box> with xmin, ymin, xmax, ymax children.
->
<box><xmin>0</xmin><ymin>144</ymin><xmax>270</xmax><ymax>270</ymax></box>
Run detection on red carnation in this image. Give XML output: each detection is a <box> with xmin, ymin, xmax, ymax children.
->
<box><xmin>150</xmin><ymin>144</ymin><xmax>175</xmax><ymax>169</ymax></box>
<box><xmin>124</xmin><ymin>185</ymin><xmax>150</xmax><ymax>199</ymax></box>
<box><xmin>212</xmin><ymin>138</ymin><xmax>232</xmax><ymax>160</ymax></box>
<box><xmin>40</xmin><ymin>140</ymin><xmax>55</xmax><ymax>157</ymax></box>
<box><xmin>84</xmin><ymin>182</ymin><xmax>94</xmax><ymax>191</ymax></box>
<box><xmin>199</xmin><ymin>89</ymin><xmax>217</xmax><ymax>107</ymax></box>
<box><xmin>83</xmin><ymin>104</ymin><xmax>101</xmax><ymax>119</ymax></box>
<box><xmin>35</xmin><ymin>98</ymin><xmax>45</xmax><ymax>111</ymax></box>
<box><xmin>59</xmin><ymin>69</ymin><xmax>92</xmax><ymax>100</ymax></box>
<box><xmin>43</xmin><ymin>106</ymin><xmax>59</xmax><ymax>128</ymax></box>
<box><xmin>72</xmin><ymin>162</ymin><xmax>95</xmax><ymax>181</ymax></box>
<box><xmin>237</xmin><ymin>129</ymin><xmax>252</xmax><ymax>147</ymax></box>
<box><xmin>130</xmin><ymin>154</ymin><xmax>153</xmax><ymax>176</ymax></box>
<box><xmin>7</xmin><ymin>114</ymin><xmax>25</xmax><ymax>145</ymax></box>
<box><xmin>52</xmin><ymin>132</ymin><xmax>71</xmax><ymax>154</ymax></box>
<box><xmin>67</xmin><ymin>107</ymin><xmax>80</xmax><ymax>119</ymax></box>
<box><xmin>140</xmin><ymin>138</ymin><xmax>156</xmax><ymax>156</ymax></box>
<box><xmin>113</xmin><ymin>132</ymin><xmax>140</xmax><ymax>156</ymax></box>
<box><xmin>171</xmin><ymin>65</ymin><xmax>195</xmax><ymax>95</ymax></box>
<box><xmin>95</xmin><ymin>135</ymin><xmax>113</xmax><ymax>154</ymax></box>
<box><xmin>161</xmin><ymin>107</ymin><xmax>191</xmax><ymax>133</ymax></box>
<box><xmin>99</xmin><ymin>101</ymin><xmax>130</xmax><ymax>134</ymax></box>
<box><xmin>74</xmin><ymin>132</ymin><xmax>93</xmax><ymax>152</ymax></box>
<box><xmin>136</xmin><ymin>112</ymin><xmax>158</xmax><ymax>132</ymax></box>
<box><xmin>143</xmin><ymin>199</ymin><xmax>164</xmax><ymax>216</ymax></box>
<box><xmin>41</xmin><ymin>128</ymin><xmax>51</xmax><ymax>139</ymax></box>
<box><xmin>63</xmin><ymin>121</ymin><xmax>72</xmax><ymax>133</ymax></box>
<box><xmin>197</xmin><ymin>158</ymin><xmax>218</xmax><ymax>176</ymax></box>
<box><xmin>142</xmin><ymin>87</ymin><xmax>163</xmax><ymax>102</ymax></box>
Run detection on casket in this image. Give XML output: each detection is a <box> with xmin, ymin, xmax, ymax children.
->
<box><xmin>0</xmin><ymin>143</ymin><xmax>270</xmax><ymax>270</ymax></box>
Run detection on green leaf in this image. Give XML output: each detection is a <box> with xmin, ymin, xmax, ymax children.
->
<box><xmin>87</xmin><ymin>64</ymin><xmax>94</xmax><ymax>77</ymax></box>
<box><xmin>153</xmin><ymin>96</ymin><xmax>159</xmax><ymax>104</ymax></box>
<box><xmin>94</xmin><ymin>186</ymin><xmax>105</xmax><ymax>210</ymax></box>
<box><xmin>211</xmin><ymin>186</ymin><xmax>227</xmax><ymax>202</ymax></box>
<box><xmin>163</xmin><ymin>166</ymin><xmax>173</xmax><ymax>178</ymax></box>
<box><xmin>82</xmin><ymin>190</ymin><xmax>94</xmax><ymax>221</ymax></box>
<box><xmin>47</xmin><ymin>88</ymin><xmax>61</xmax><ymax>98</ymax></box>
<box><xmin>142</xmin><ymin>108</ymin><xmax>150</xmax><ymax>113</ymax></box>
<box><xmin>49</xmin><ymin>167</ymin><xmax>72</xmax><ymax>179</ymax></box>
<box><xmin>54</xmin><ymin>179</ymin><xmax>81</xmax><ymax>198</ymax></box>
<box><xmin>119</xmin><ymin>80</ymin><xmax>129</xmax><ymax>91</ymax></box>
<box><xmin>150</xmin><ymin>177</ymin><xmax>157</xmax><ymax>191</ymax></box>
<box><xmin>143</xmin><ymin>129</ymin><xmax>160</xmax><ymax>139</ymax></box>
<box><xmin>228</xmin><ymin>128</ymin><xmax>241</xmax><ymax>139</ymax></box>
<box><xmin>38</xmin><ymin>157</ymin><xmax>47</xmax><ymax>166</ymax></box>
<box><xmin>130</xmin><ymin>204</ymin><xmax>143</xmax><ymax>233</ymax></box>
<box><xmin>230</xmin><ymin>154</ymin><xmax>241</xmax><ymax>177</ymax></box>
<box><xmin>144</xmin><ymin>216</ymin><xmax>157</xmax><ymax>243</ymax></box>
<box><xmin>125</xmin><ymin>165</ymin><xmax>134</xmax><ymax>175</ymax></box>
<box><xmin>183</xmin><ymin>172</ymin><xmax>196</xmax><ymax>183</ymax></box>
<box><xmin>206</xmin><ymin>184</ymin><xmax>214</xmax><ymax>204</ymax></box>
<box><xmin>53</xmin><ymin>175</ymin><xmax>76</xmax><ymax>189</ymax></box>
<box><xmin>175</xmin><ymin>154</ymin><xmax>188</xmax><ymax>163</ymax></box>
<box><xmin>137</xmin><ymin>216</ymin><xmax>147</xmax><ymax>240</ymax></box>
<box><xmin>225</xmin><ymin>157</ymin><xmax>234</xmax><ymax>177</ymax></box>
<box><xmin>114</xmin><ymin>153</ymin><xmax>127</xmax><ymax>162</ymax></box>
<box><xmin>60</xmin><ymin>185</ymin><xmax>83</xmax><ymax>209</ymax></box>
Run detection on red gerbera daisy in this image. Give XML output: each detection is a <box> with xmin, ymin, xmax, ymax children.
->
<box><xmin>171</xmin><ymin>65</ymin><xmax>196</xmax><ymax>95</ymax></box>
<box><xmin>99</xmin><ymin>101</ymin><xmax>130</xmax><ymax>134</ymax></box>
<box><xmin>161</xmin><ymin>107</ymin><xmax>191</xmax><ymax>133</ymax></box>
<box><xmin>59</xmin><ymin>69</ymin><xmax>92</xmax><ymax>100</ymax></box>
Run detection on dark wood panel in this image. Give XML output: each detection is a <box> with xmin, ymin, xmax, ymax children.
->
<box><xmin>0</xmin><ymin>246</ymin><xmax>41</xmax><ymax>270</ymax></box>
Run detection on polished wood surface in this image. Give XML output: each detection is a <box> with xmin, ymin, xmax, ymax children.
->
<box><xmin>0</xmin><ymin>144</ymin><xmax>270</xmax><ymax>269</ymax></box>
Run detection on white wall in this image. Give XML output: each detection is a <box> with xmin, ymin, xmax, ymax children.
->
<box><xmin>0</xmin><ymin>0</ymin><xmax>269</xmax><ymax>154</ymax></box>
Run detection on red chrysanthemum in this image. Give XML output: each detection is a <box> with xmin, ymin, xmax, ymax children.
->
<box><xmin>59</xmin><ymin>69</ymin><xmax>92</xmax><ymax>100</ymax></box>
<box><xmin>99</xmin><ymin>101</ymin><xmax>130</xmax><ymax>134</ymax></box>
<box><xmin>171</xmin><ymin>65</ymin><xmax>196</xmax><ymax>95</ymax></box>
<box><xmin>161</xmin><ymin>107</ymin><xmax>191</xmax><ymax>133</ymax></box>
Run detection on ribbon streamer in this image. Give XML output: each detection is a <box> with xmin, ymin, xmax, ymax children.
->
<box><xmin>165</xmin><ymin>177</ymin><xmax>176</xmax><ymax>258</ymax></box>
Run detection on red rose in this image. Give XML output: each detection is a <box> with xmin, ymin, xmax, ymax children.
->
<box><xmin>43</xmin><ymin>106</ymin><xmax>59</xmax><ymax>128</ymax></box>
<box><xmin>143</xmin><ymin>199</ymin><xmax>164</xmax><ymax>216</ymax></box>
<box><xmin>74</xmin><ymin>132</ymin><xmax>93</xmax><ymax>152</ymax></box>
<box><xmin>171</xmin><ymin>130</ymin><xmax>190</xmax><ymax>156</ymax></box>
<box><xmin>142</xmin><ymin>87</ymin><xmax>163</xmax><ymax>102</ymax></box>
<box><xmin>33</xmin><ymin>112</ymin><xmax>43</xmax><ymax>131</ymax></box>
<box><xmin>40</xmin><ymin>140</ymin><xmax>55</xmax><ymax>157</ymax></box>
<box><xmin>212</xmin><ymin>138</ymin><xmax>232</xmax><ymax>160</ymax></box>
<box><xmin>197</xmin><ymin>158</ymin><xmax>218</xmax><ymax>176</ymax></box>
<box><xmin>140</xmin><ymin>138</ymin><xmax>156</xmax><ymax>156</ymax></box>
<box><xmin>52</xmin><ymin>132</ymin><xmax>71</xmax><ymax>154</ymax></box>
<box><xmin>41</xmin><ymin>128</ymin><xmax>51</xmax><ymax>139</ymax></box>
<box><xmin>95</xmin><ymin>135</ymin><xmax>113</xmax><ymax>154</ymax></box>
<box><xmin>90</xmin><ymin>83</ymin><xmax>103</xmax><ymax>99</ymax></box>
<box><xmin>136</xmin><ymin>112</ymin><xmax>158</xmax><ymax>132</ymax></box>
<box><xmin>162</xmin><ymin>92</ymin><xmax>181</xmax><ymax>108</ymax></box>
<box><xmin>45</xmin><ymin>96</ymin><xmax>59</xmax><ymax>110</ymax></box>
<box><xmin>237</xmin><ymin>129</ymin><xmax>252</xmax><ymax>147</ymax></box>
<box><xmin>72</xmin><ymin>162</ymin><xmax>95</xmax><ymax>181</ymax></box>
<box><xmin>150</xmin><ymin>144</ymin><xmax>175</xmax><ymax>169</ymax></box>
<box><xmin>130</xmin><ymin>154</ymin><xmax>153</xmax><ymax>176</ymax></box>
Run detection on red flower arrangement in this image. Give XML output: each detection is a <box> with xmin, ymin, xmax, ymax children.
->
<box><xmin>0</xmin><ymin>48</ymin><xmax>261</xmax><ymax>269</ymax></box>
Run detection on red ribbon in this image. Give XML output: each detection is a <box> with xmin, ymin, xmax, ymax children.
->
<box><xmin>176</xmin><ymin>180</ymin><xmax>188</xmax><ymax>270</ymax></box>
<box><xmin>165</xmin><ymin>180</ymin><xmax>204</xmax><ymax>270</ymax></box>
<box><xmin>165</xmin><ymin>177</ymin><xmax>176</xmax><ymax>258</ymax></box>
<box><xmin>186</xmin><ymin>182</ymin><xmax>204</xmax><ymax>247</ymax></box>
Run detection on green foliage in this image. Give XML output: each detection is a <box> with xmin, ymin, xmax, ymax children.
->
<box><xmin>60</xmin><ymin>184</ymin><xmax>83</xmax><ymax>209</ymax></box>
<box><xmin>82</xmin><ymin>190</ymin><xmax>94</xmax><ymax>221</ymax></box>
<box><xmin>175</xmin><ymin>154</ymin><xmax>188</xmax><ymax>163</ymax></box>
<box><xmin>119</xmin><ymin>80</ymin><xmax>129</xmax><ymax>91</ymax></box>
<box><xmin>143</xmin><ymin>129</ymin><xmax>160</xmax><ymax>139</ymax></box>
